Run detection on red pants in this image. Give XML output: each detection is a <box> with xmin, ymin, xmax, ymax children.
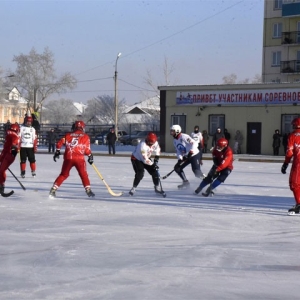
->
<box><xmin>53</xmin><ymin>158</ymin><xmax>91</xmax><ymax>190</ymax></box>
<box><xmin>0</xmin><ymin>153</ymin><xmax>15</xmax><ymax>186</ymax></box>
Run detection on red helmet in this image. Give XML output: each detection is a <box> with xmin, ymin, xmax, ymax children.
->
<box><xmin>25</xmin><ymin>116</ymin><xmax>33</xmax><ymax>126</ymax></box>
<box><xmin>292</xmin><ymin>118</ymin><xmax>300</xmax><ymax>129</ymax></box>
<box><xmin>216</xmin><ymin>138</ymin><xmax>228</xmax><ymax>151</ymax></box>
<box><xmin>10</xmin><ymin>123</ymin><xmax>20</xmax><ymax>133</ymax></box>
<box><xmin>74</xmin><ymin>120</ymin><xmax>85</xmax><ymax>131</ymax></box>
<box><xmin>146</xmin><ymin>132</ymin><xmax>157</xmax><ymax>145</ymax></box>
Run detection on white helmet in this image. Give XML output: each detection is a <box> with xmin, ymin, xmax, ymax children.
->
<box><xmin>170</xmin><ymin>124</ymin><xmax>182</xmax><ymax>137</ymax></box>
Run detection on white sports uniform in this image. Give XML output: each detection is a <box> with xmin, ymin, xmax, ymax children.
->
<box><xmin>19</xmin><ymin>125</ymin><xmax>36</xmax><ymax>148</ymax></box>
<box><xmin>173</xmin><ymin>133</ymin><xmax>199</xmax><ymax>160</ymax></box>
<box><xmin>190</xmin><ymin>131</ymin><xmax>203</xmax><ymax>149</ymax></box>
<box><xmin>132</xmin><ymin>140</ymin><xmax>161</xmax><ymax>164</ymax></box>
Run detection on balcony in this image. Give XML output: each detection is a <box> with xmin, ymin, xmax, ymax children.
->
<box><xmin>281</xmin><ymin>31</ymin><xmax>300</xmax><ymax>45</ymax></box>
<box><xmin>282</xmin><ymin>1</ymin><xmax>300</xmax><ymax>17</ymax></box>
<box><xmin>280</xmin><ymin>60</ymin><xmax>300</xmax><ymax>73</ymax></box>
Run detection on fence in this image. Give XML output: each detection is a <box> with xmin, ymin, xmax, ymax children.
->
<box><xmin>0</xmin><ymin>123</ymin><xmax>160</xmax><ymax>146</ymax></box>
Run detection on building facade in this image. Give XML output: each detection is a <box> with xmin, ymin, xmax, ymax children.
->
<box><xmin>158</xmin><ymin>83</ymin><xmax>300</xmax><ymax>155</ymax></box>
<box><xmin>263</xmin><ymin>0</ymin><xmax>300</xmax><ymax>83</ymax></box>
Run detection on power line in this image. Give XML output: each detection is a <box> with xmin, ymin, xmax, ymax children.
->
<box><xmin>75</xmin><ymin>0</ymin><xmax>245</xmax><ymax>77</ymax></box>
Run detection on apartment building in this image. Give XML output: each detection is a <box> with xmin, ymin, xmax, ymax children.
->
<box><xmin>263</xmin><ymin>0</ymin><xmax>300</xmax><ymax>83</ymax></box>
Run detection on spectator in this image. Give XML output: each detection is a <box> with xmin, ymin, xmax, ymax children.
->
<box><xmin>282</xmin><ymin>132</ymin><xmax>289</xmax><ymax>154</ymax></box>
<box><xmin>202</xmin><ymin>130</ymin><xmax>209</xmax><ymax>153</ymax></box>
<box><xmin>224</xmin><ymin>128</ymin><xmax>231</xmax><ymax>143</ymax></box>
<box><xmin>272</xmin><ymin>129</ymin><xmax>281</xmax><ymax>156</ymax></box>
<box><xmin>234</xmin><ymin>130</ymin><xmax>243</xmax><ymax>154</ymax></box>
<box><xmin>47</xmin><ymin>128</ymin><xmax>57</xmax><ymax>153</ymax></box>
<box><xmin>106</xmin><ymin>128</ymin><xmax>117</xmax><ymax>155</ymax></box>
<box><xmin>4</xmin><ymin>120</ymin><xmax>11</xmax><ymax>136</ymax></box>
<box><xmin>211</xmin><ymin>128</ymin><xmax>225</xmax><ymax>149</ymax></box>
<box><xmin>31</xmin><ymin>113</ymin><xmax>40</xmax><ymax>134</ymax></box>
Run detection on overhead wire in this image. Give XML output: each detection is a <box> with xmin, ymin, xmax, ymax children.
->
<box><xmin>73</xmin><ymin>0</ymin><xmax>246</xmax><ymax>93</ymax></box>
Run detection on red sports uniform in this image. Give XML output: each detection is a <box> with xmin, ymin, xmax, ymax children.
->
<box><xmin>283</xmin><ymin>128</ymin><xmax>300</xmax><ymax>204</ymax></box>
<box><xmin>52</xmin><ymin>130</ymin><xmax>92</xmax><ymax>190</ymax></box>
<box><xmin>0</xmin><ymin>125</ymin><xmax>20</xmax><ymax>188</ymax></box>
<box><xmin>212</xmin><ymin>145</ymin><xmax>234</xmax><ymax>173</ymax></box>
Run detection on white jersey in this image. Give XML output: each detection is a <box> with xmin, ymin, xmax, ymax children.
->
<box><xmin>173</xmin><ymin>133</ymin><xmax>199</xmax><ymax>160</ymax></box>
<box><xmin>132</xmin><ymin>140</ymin><xmax>161</xmax><ymax>165</ymax></box>
<box><xmin>190</xmin><ymin>131</ymin><xmax>203</xmax><ymax>145</ymax></box>
<box><xmin>19</xmin><ymin>125</ymin><xmax>37</xmax><ymax>148</ymax></box>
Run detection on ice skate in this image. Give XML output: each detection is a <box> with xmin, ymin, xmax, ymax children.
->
<box><xmin>86</xmin><ymin>188</ymin><xmax>95</xmax><ymax>197</ymax></box>
<box><xmin>31</xmin><ymin>171</ymin><xmax>36</xmax><ymax>177</ymax></box>
<box><xmin>194</xmin><ymin>186</ymin><xmax>202</xmax><ymax>195</ymax></box>
<box><xmin>20</xmin><ymin>171</ymin><xmax>25</xmax><ymax>178</ymax></box>
<box><xmin>154</xmin><ymin>185</ymin><xmax>166</xmax><ymax>198</ymax></box>
<box><xmin>49</xmin><ymin>187</ymin><xmax>57</xmax><ymax>198</ymax></box>
<box><xmin>288</xmin><ymin>204</ymin><xmax>300</xmax><ymax>215</ymax></box>
<box><xmin>129</xmin><ymin>187</ymin><xmax>136</xmax><ymax>196</ymax></box>
<box><xmin>178</xmin><ymin>180</ymin><xmax>190</xmax><ymax>189</ymax></box>
<box><xmin>202</xmin><ymin>186</ymin><xmax>213</xmax><ymax>197</ymax></box>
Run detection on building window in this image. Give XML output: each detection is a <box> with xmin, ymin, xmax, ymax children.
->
<box><xmin>273</xmin><ymin>23</ymin><xmax>282</xmax><ymax>38</ymax></box>
<box><xmin>171</xmin><ymin>114</ymin><xmax>186</xmax><ymax>133</ymax></box>
<box><xmin>272</xmin><ymin>51</ymin><xmax>281</xmax><ymax>66</ymax></box>
<box><xmin>274</xmin><ymin>0</ymin><xmax>282</xmax><ymax>9</ymax></box>
<box><xmin>209</xmin><ymin>114</ymin><xmax>225</xmax><ymax>136</ymax></box>
<box><xmin>282</xmin><ymin>114</ymin><xmax>299</xmax><ymax>134</ymax></box>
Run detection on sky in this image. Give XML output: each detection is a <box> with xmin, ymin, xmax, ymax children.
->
<box><xmin>0</xmin><ymin>0</ymin><xmax>264</xmax><ymax>105</ymax></box>
<box><xmin>0</xmin><ymin>146</ymin><xmax>299</xmax><ymax>299</ymax></box>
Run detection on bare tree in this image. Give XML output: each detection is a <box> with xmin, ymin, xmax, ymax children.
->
<box><xmin>143</xmin><ymin>55</ymin><xmax>177</xmax><ymax>96</ymax></box>
<box><xmin>222</xmin><ymin>73</ymin><xmax>262</xmax><ymax>84</ymax></box>
<box><xmin>83</xmin><ymin>95</ymin><xmax>127</xmax><ymax>125</ymax></box>
<box><xmin>43</xmin><ymin>98</ymin><xmax>77</xmax><ymax>124</ymax></box>
<box><xmin>12</xmin><ymin>47</ymin><xmax>77</xmax><ymax>113</ymax></box>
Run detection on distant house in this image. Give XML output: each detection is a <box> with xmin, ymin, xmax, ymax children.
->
<box><xmin>123</xmin><ymin>96</ymin><xmax>160</xmax><ymax>123</ymax></box>
<box><xmin>0</xmin><ymin>87</ymin><xmax>27</xmax><ymax>124</ymax></box>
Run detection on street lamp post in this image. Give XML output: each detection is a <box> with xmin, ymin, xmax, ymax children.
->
<box><xmin>114</xmin><ymin>52</ymin><xmax>121</xmax><ymax>140</ymax></box>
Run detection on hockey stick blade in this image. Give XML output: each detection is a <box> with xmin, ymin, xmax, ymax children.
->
<box><xmin>92</xmin><ymin>164</ymin><xmax>123</xmax><ymax>197</ymax></box>
<box><xmin>162</xmin><ymin>169</ymin><xmax>174</xmax><ymax>180</ymax></box>
<box><xmin>0</xmin><ymin>190</ymin><xmax>14</xmax><ymax>197</ymax></box>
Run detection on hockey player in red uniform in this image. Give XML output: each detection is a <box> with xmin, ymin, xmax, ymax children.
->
<box><xmin>281</xmin><ymin>117</ymin><xmax>300</xmax><ymax>215</ymax></box>
<box><xmin>49</xmin><ymin>120</ymin><xmax>95</xmax><ymax>198</ymax></box>
<box><xmin>194</xmin><ymin>138</ymin><xmax>233</xmax><ymax>196</ymax></box>
<box><xmin>19</xmin><ymin>115</ymin><xmax>38</xmax><ymax>178</ymax></box>
<box><xmin>0</xmin><ymin>123</ymin><xmax>20</xmax><ymax>195</ymax></box>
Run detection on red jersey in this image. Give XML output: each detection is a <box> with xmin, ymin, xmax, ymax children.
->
<box><xmin>212</xmin><ymin>146</ymin><xmax>234</xmax><ymax>172</ymax></box>
<box><xmin>56</xmin><ymin>130</ymin><xmax>91</xmax><ymax>160</ymax></box>
<box><xmin>2</xmin><ymin>129</ymin><xmax>20</xmax><ymax>156</ymax></box>
<box><xmin>284</xmin><ymin>129</ymin><xmax>300</xmax><ymax>187</ymax></box>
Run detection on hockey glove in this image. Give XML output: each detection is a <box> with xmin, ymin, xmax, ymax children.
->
<box><xmin>281</xmin><ymin>163</ymin><xmax>288</xmax><ymax>174</ymax></box>
<box><xmin>187</xmin><ymin>151</ymin><xmax>193</xmax><ymax>159</ymax></box>
<box><xmin>152</xmin><ymin>155</ymin><xmax>159</xmax><ymax>170</ymax></box>
<box><xmin>11</xmin><ymin>146</ymin><xmax>18</xmax><ymax>157</ymax></box>
<box><xmin>88</xmin><ymin>154</ymin><xmax>94</xmax><ymax>165</ymax></box>
<box><xmin>174</xmin><ymin>159</ymin><xmax>183</xmax><ymax>173</ymax></box>
<box><xmin>53</xmin><ymin>150</ymin><xmax>60</xmax><ymax>162</ymax></box>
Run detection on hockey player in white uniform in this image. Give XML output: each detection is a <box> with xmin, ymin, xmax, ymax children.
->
<box><xmin>171</xmin><ymin>125</ymin><xmax>205</xmax><ymax>189</ymax></box>
<box><xmin>190</xmin><ymin>125</ymin><xmax>204</xmax><ymax>165</ymax></box>
<box><xmin>19</xmin><ymin>115</ymin><xmax>37</xmax><ymax>178</ymax></box>
<box><xmin>129</xmin><ymin>132</ymin><xmax>165</xmax><ymax>196</ymax></box>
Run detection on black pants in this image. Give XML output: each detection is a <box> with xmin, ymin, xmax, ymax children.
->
<box><xmin>108</xmin><ymin>143</ymin><xmax>115</xmax><ymax>154</ymax></box>
<box><xmin>131</xmin><ymin>158</ymin><xmax>159</xmax><ymax>188</ymax></box>
<box><xmin>273</xmin><ymin>146</ymin><xmax>280</xmax><ymax>155</ymax></box>
<box><xmin>48</xmin><ymin>143</ymin><xmax>55</xmax><ymax>153</ymax></box>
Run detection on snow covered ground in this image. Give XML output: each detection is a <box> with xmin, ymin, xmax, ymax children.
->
<box><xmin>0</xmin><ymin>148</ymin><xmax>298</xmax><ymax>300</ymax></box>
